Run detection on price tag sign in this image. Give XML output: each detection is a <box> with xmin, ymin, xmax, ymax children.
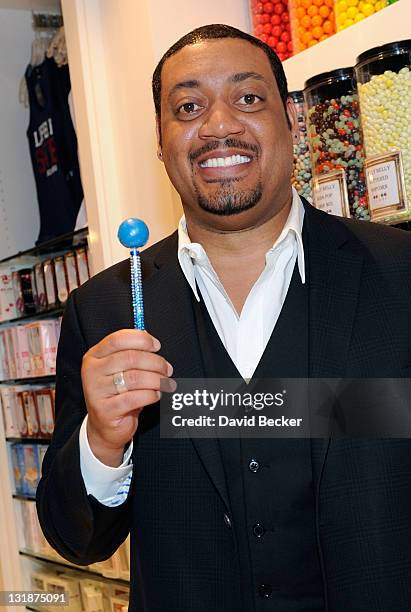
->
<box><xmin>313</xmin><ymin>170</ymin><xmax>350</xmax><ymax>218</ymax></box>
<box><xmin>365</xmin><ymin>151</ymin><xmax>409</xmax><ymax>223</ymax></box>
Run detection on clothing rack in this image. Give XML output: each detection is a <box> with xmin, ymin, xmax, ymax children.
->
<box><xmin>32</xmin><ymin>13</ymin><xmax>63</xmax><ymax>31</ymax></box>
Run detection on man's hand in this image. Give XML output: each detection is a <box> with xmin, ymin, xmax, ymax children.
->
<box><xmin>81</xmin><ymin>329</ymin><xmax>174</xmax><ymax>466</ymax></box>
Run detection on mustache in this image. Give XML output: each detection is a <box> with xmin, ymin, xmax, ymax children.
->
<box><xmin>189</xmin><ymin>139</ymin><xmax>261</xmax><ymax>163</ymax></box>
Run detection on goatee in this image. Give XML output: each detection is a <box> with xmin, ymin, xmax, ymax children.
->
<box><xmin>195</xmin><ymin>180</ymin><xmax>262</xmax><ymax>216</ymax></box>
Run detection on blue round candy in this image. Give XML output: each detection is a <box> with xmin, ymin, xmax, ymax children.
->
<box><xmin>117</xmin><ymin>218</ymin><xmax>149</xmax><ymax>248</ymax></box>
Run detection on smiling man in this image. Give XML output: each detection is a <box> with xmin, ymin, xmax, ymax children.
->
<box><xmin>37</xmin><ymin>25</ymin><xmax>411</xmax><ymax>612</ymax></box>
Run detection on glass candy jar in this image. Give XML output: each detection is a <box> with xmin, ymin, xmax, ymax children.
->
<box><xmin>304</xmin><ymin>67</ymin><xmax>369</xmax><ymax>219</ymax></box>
<box><xmin>355</xmin><ymin>40</ymin><xmax>411</xmax><ymax>221</ymax></box>
<box><xmin>290</xmin><ymin>91</ymin><xmax>312</xmax><ymax>201</ymax></box>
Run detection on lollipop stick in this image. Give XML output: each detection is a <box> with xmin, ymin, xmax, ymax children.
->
<box><xmin>130</xmin><ymin>247</ymin><xmax>145</xmax><ymax>330</ymax></box>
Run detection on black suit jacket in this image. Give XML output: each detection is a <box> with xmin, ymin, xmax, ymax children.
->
<box><xmin>36</xmin><ymin>202</ymin><xmax>411</xmax><ymax>611</ymax></box>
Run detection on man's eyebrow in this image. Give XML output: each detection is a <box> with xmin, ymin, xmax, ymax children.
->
<box><xmin>231</xmin><ymin>71</ymin><xmax>267</xmax><ymax>83</ymax></box>
<box><xmin>169</xmin><ymin>80</ymin><xmax>200</xmax><ymax>97</ymax></box>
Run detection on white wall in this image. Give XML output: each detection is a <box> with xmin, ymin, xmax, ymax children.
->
<box><xmin>0</xmin><ymin>9</ymin><xmax>40</xmax><ymax>259</ymax></box>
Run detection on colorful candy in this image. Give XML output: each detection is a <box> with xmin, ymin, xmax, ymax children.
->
<box><xmin>356</xmin><ymin>66</ymin><xmax>411</xmax><ymax>210</ymax></box>
<box><xmin>289</xmin><ymin>0</ymin><xmax>336</xmax><ymax>53</ymax></box>
<box><xmin>290</xmin><ymin>91</ymin><xmax>312</xmax><ymax>201</ymax></box>
<box><xmin>304</xmin><ymin>68</ymin><xmax>369</xmax><ymax>219</ymax></box>
<box><xmin>335</xmin><ymin>0</ymin><xmax>386</xmax><ymax>31</ymax></box>
<box><xmin>250</xmin><ymin>0</ymin><xmax>293</xmax><ymax>60</ymax></box>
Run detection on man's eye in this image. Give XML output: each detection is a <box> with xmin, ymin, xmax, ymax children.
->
<box><xmin>177</xmin><ymin>102</ymin><xmax>201</xmax><ymax>115</ymax></box>
<box><xmin>238</xmin><ymin>94</ymin><xmax>263</xmax><ymax>105</ymax></box>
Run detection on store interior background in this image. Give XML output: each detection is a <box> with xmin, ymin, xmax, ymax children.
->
<box><xmin>0</xmin><ymin>0</ymin><xmax>409</xmax><ymax>609</ymax></box>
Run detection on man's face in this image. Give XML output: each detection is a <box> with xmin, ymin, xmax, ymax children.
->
<box><xmin>158</xmin><ymin>38</ymin><xmax>295</xmax><ymax>231</ymax></box>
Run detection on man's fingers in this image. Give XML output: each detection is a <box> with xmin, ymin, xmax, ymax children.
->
<box><xmin>105</xmin><ymin>369</ymin><xmax>176</xmax><ymax>397</ymax></box>
<box><xmin>97</xmin><ymin>350</ymin><xmax>172</xmax><ymax>378</ymax></box>
<box><xmin>108</xmin><ymin>388</ymin><xmax>162</xmax><ymax>415</ymax></box>
<box><xmin>90</xmin><ymin>329</ymin><xmax>161</xmax><ymax>359</ymax></box>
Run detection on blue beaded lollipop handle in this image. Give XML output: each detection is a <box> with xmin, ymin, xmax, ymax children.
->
<box><xmin>118</xmin><ymin>219</ymin><xmax>149</xmax><ymax>330</ymax></box>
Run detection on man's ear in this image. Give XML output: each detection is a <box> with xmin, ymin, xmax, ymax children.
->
<box><xmin>286</xmin><ymin>96</ymin><xmax>299</xmax><ymax>141</ymax></box>
<box><xmin>155</xmin><ymin>116</ymin><xmax>163</xmax><ymax>161</ymax></box>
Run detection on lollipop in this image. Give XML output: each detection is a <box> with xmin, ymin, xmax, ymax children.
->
<box><xmin>117</xmin><ymin>218</ymin><xmax>149</xmax><ymax>330</ymax></box>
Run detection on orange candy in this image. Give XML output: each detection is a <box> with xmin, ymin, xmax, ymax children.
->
<box><xmin>319</xmin><ymin>5</ymin><xmax>330</xmax><ymax>17</ymax></box>
<box><xmin>312</xmin><ymin>25</ymin><xmax>324</xmax><ymax>38</ymax></box>
<box><xmin>311</xmin><ymin>15</ymin><xmax>323</xmax><ymax>26</ymax></box>
<box><xmin>307</xmin><ymin>5</ymin><xmax>318</xmax><ymax>16</ymax></box>
<box><xmin>290</xmin><ymin>0</ymin><xmax>336</xmax><ymax>48</ymax></box>
<box><xmin>302</xmin><ymin>30</ymin><xmax>314</xmax><ymax>44</ymax></box>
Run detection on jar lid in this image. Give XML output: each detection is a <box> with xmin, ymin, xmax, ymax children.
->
<box><xmin>356</xmin><ymin>39</ymin><xmax>411</xmax><ymax>67</ymax></box>
<box><xmin>289</xmin><ymin>90</ymin><xmax>303</xmax><ymax>102</ymax></box>
<box><xmin>304</xmin><ymin>67</ymin><xmax>354</xmax><ymax>93</ymax></box>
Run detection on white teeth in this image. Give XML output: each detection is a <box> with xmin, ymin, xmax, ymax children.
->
<box><xmin>199</xmin><ymin>154</ymin><xmax>251</xmax><ymax>168</ymax></box>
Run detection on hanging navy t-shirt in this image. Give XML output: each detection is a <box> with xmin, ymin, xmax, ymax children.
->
<box><xmin>25</xmin><ymin>57</ymin><xmax>84</xmax><ymax>244</ymax></box>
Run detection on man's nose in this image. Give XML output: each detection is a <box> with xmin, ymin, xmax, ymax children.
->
<box><xmin>198</xmin><ymin>102</ymin><xmax>245</xmax><ymax>140</ymax></box>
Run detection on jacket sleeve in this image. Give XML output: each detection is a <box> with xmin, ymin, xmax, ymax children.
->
<box><xmin>36</xmin><ymin>289</ymin><xmax>133</xmax><ymax>565</ymax></box>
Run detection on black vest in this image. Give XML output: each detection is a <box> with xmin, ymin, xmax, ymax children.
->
<box><xmin>192</xmin><ymin>263</ymin><xmax>325</xmax><ymax>612</ymax></box>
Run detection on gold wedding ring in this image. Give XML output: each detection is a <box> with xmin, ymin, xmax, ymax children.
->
<box><xmin>113</xmin><ymin>371</ymin><xmax>128</xmax><ymax>394</ymax></box>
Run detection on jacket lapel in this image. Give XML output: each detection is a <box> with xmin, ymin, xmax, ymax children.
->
<box><xmin>303</xmin><ymin>202</ymin><xmax>364</xmax><ymax>489</ymax></box>
<box><xmin>143</xmin><ymin>234</ymin><xmax>231</xmax><ymax>512</ymax></box>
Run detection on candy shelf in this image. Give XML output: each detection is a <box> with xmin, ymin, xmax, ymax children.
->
<box><xmin>13</xmin><ymin>494</ymin><xmax>37</xmax><ymax>502</ymax></box>
<box><xmin>284</xmin><ymin>0</ymin><xmax>409</xmax><ymax>91</ymax></box>
<box><xmin>19</xmin><ymin>550</ymin><xmax>130</xmax><ymax>586</ymax></box>
<box><xmin>0</xmin><ymin>225</ymin><xmax>89</xmax><ymax>607</ymax></box>
<box><xmin>0</xmin><ymin>375</ymin><xmax>55</xmax><ymax>385</ymax></box>
<box><xmin>6</xmin><ymin>438</ymin><xmax>50</xmax><ymax>444</ymax></box>
<box><xmin>0</xmin><ymin>307</ymin><xmax>65</xmax><ymax>327</ymax></box>
<box><xmin>0</xmin><ymin>227</ymin><xmax>88</xmax><ymax>266</ymax></box>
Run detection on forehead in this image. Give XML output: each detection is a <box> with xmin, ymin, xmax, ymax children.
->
<box><xmin>160</xmin><ymin>38</ymin><xmax>276</xmax><ymax>94</ymax></box>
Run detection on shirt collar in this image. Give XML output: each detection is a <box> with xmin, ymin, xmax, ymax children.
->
<box><xmin>177</xmin><ymin>186</ymin><xmax>306</xmax><ymax>301</ymax></box>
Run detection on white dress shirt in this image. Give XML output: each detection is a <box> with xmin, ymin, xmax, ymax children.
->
<box><xmin>79</xmin><ymin>187</ymin><xmax>306</xmax><ymax>506</ymax></box>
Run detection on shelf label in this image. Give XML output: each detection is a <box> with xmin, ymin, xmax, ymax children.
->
<box><xmin>365</xmin><ymin>151</ymin><xmax>409</xmax><ymax>222</ymax></box>
<box><xmin>313</xmin><ymin>170</ymin><xmax>350</xmax><ymax>218</ymax></box>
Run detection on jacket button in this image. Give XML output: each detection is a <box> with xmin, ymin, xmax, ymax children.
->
<box><xmin>248</xmin><ymin>458</ymin><xmax>260</xmax><ymax>473</ymax></box>
<box><xmin>258</xmin><ymin>583</ymin><xmax>273</xmax><ymax>598</ymax></box>
<box><xmin>252</xmin><ymin>523</ymin><xmax>265</xmax><ymax>537</ymax></box>
<box><xmin>223</xmin><ymin>513</ymin><xmax>232</xmax><ymax>528</ymax></box>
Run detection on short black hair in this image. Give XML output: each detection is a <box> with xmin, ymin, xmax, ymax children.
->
<box><xmin>152</xmin><ymin>24</ymin><xmax>290</xmax><ymax>123</ymax></box>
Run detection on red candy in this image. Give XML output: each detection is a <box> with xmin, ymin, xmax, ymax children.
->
<box><xmin>251</xmin><ymin>0</ymin><xmax>293</xmax><ymax>60</ymax></box>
